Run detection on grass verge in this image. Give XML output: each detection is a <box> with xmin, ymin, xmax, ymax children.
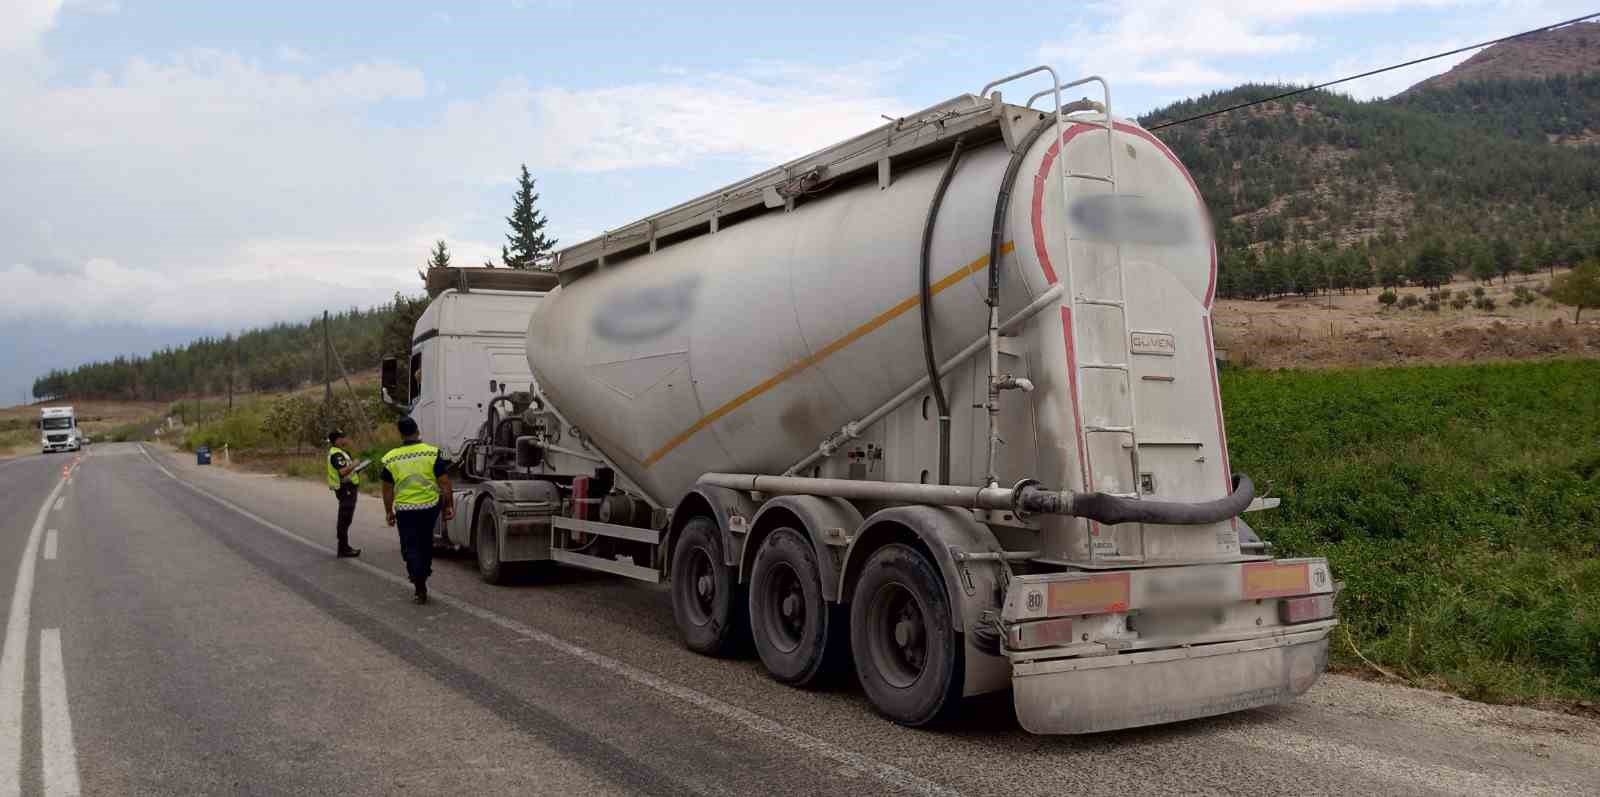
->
<box><xmin>1222</xmin><ymin>358</ymin><xmax>1600</xmax><ymax>705</ymax></box>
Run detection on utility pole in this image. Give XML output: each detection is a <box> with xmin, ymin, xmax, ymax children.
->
<box><xmin>323</xmin><ymin>310</ymin><xmax>333</xmax><ymax>411</ymax></box>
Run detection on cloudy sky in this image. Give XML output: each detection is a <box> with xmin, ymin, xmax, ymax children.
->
<box><xmin>1</xmin><ymin>0</ymin><xmax>1588</xmax><ymax>400</ymax></box>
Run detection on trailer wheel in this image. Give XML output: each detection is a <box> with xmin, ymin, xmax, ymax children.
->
<box><xmin>671</xmin><ymin>516</ymin><xmax>744</xmax><ymax>657</ymax></box>
<box><xmin>850</xmin><ymin>543</ymin><xmax>963</xmax><ymax>727</ymax></box>
<box><xmin>476</xmin><ymin>499</ymin><xmax>507</xmax><ymax>585</ymax></box>
<box><xmin>749</xmin><ymin>528</ymin><xmax>846</xmax><ymax>686</ymax></box>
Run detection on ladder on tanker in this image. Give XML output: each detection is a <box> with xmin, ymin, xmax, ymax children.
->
<box><xmin>1057</xmin><ymin>83</ymin><xmax>1146</xmax><ymax>560</ymax></box>
<box><xmin>986</xmin><ymin>70</ymin><xmax>1146</xmax><ymax>563</ymax></box>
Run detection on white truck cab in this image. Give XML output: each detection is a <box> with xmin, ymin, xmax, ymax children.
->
<box><xmin>392</xmin><ymin>288</ymin><xmax>546</xmax><ymax>462</ymax></box>
<box><xmin>40</xmin><ymin>406</ymin><xmax>83</xmax><ymax>453</ymax></box>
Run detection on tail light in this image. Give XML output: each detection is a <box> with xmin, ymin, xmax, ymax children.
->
<box><xmin>1279</xmin><ymin>594</ymin><xmax>1335</xmax><ymax>624</ymax></box>
<box><xmin>1007</xmin><ymin>617</ymin><xmax>1075</xmax><ymax>650</ymax></box>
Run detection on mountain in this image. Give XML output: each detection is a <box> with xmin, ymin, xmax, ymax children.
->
<box><xmin>1141</xmin><ymin>26</ymin><xmax>1600</xmax><ymax>300</ymax></box>
<box><xmin>1406</xmin><ymin>22</ymin><xmax>1600</xmax><ymax>94</ymax></box>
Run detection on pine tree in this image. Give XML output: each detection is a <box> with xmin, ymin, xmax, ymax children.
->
<box><xmin>1550</xmin><ymin>261</ymin><xmax>1600</xmax><ymax>322</ymax></box>
<box><xmin>426</xmin><ymin>240</ymin><xmax>452</xmax><ymax>271</ymax></box>
<box><xmin>1491</xmin><ymin>238</ymin><xmax>1518</xmax><ymax>284</ymax></box>
<box><xmin>502</xmin><ymin>164</ymin><xmax>557</xmax><ymax>270</ymax></box>
<box><xmin>1411</xmin><ymin>240</ymin><xmax>1452</xmax><ymax>289</ymax></box>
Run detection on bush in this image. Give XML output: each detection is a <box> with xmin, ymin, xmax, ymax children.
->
<box><xmin>106</xmin><ymin>419</ymin><xmax>158</xmax><ymax>443</ymax></box>
<box><xmin>1451</xmin><ymin>296</ymin><xmax>1470</xmax><ymax>310</ymax></box>
<box><xmin>1474</xmin><ymin>296</ymin><xmax>1498</xmax><ymax>311</ymax></box>
<box><xmin>1378</xmin><ymin>290</ymin><xmax>1398</xmax><ymax>307</ymax></box>
<box><xmin>1424</xmin><ymin>300</ymin><xmax>1441</xmax><ymax>312</ymax></box>
<box><xmin>1473</xmin><ymin>285</ymin><xmax>1487</xmax><ymax>298</ymax></box>
<box><xmin>1399</xmin><ymin>294</ymin><xmax>1422</xmax><ymax>309</ymax></box>
<box><xmin>183</xmin><ymin>401</ymin><xmax>270</xmax><ymax>451</ymax></box>
<box><xmin>1437</xmin><ymin>288</ymin><xmax>1453</xmax><ymax>300</ymax></box>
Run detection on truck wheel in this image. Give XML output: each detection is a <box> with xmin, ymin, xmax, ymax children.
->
<box><xmin>476</xmin><ymin>499</ymin><xmax>507</xmax><ymax>585</ymax></box>
<box><xmin>850</xmin><ymin>543</ymin><xmax>963</xmax><ymax>727</ymax></box>
<box><xmin>750</xmin><ymin>528</ymin><xmax>845</xmax><ymax>686</ymax></box>
<box><xmin>671</xmin><ymin>516</ymin><xmax>745</xmax><ymax>657</ymax></box>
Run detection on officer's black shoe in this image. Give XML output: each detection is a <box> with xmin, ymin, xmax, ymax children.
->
<box><xmin>412</xmin><ymin>592</ymin><xmax>428</xmax><ymax>605</ymax></box>
<box><xmin>337</xmin><ymin>547</ymin><xmax>362</xmax><ymax>558</ymax></box>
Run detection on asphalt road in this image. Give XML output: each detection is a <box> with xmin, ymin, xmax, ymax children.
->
<box><xmin>0</xmin><ymin>443</ymin><xmax>1595</xmax><ymax>796</ymax></box>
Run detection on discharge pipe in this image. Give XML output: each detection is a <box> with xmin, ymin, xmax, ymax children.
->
<box><xmin>698</xmin><ymin>473</ymin><xmax>1256</xmax><ymax>526</ymax></box>
<box><xmin>920</xmin><ymin>135</ymin><xmax>966</xmax><ymax>485</ymax></box>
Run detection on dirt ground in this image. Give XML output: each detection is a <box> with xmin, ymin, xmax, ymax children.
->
<box><xmin>1213</xmin><ymin>270</ymin><xmax>1600</xmax><ymax>369</ymax></box>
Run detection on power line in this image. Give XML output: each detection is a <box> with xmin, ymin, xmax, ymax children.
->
<box><xmin>1147</xmin><ymin>11</ymin><xmax>1600</xmax><ymax>130</ymax></box>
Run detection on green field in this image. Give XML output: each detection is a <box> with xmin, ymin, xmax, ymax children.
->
<box><xmin>1222</xmin><ymin>359</ymin><xmax>1600</xmax><ymax>704</ymax></box>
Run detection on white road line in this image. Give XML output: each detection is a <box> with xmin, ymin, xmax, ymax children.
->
<box><xmin>137</xmin><ymin>445</ymin><xmax>962</xmax><ymax>797</ymax></box>
<box><xmin>52</xmin><ymin>497</ymin><xmax>64</xmax><ymax>512</ymax></box>
<box><xmin>43</xmin><ymin>531</ymin><xmax>58</xmax><ymax>561</ymax></box>
<box><xmin>38</xmin><ymin>629</ymin><xmax>80</xmax><ymax>797</ymax></box>
<box><xmin>0</xmin><ymin>472</ymin><xmax>68</xmax><ymax>797</ymax></box>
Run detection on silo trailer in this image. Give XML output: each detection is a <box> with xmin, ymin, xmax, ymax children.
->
<box><xmin>383</xmin><ymin>68</ymin><xmax>1337</xmax><ymax>734</ymax></box>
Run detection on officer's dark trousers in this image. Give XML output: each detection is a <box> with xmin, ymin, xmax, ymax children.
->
<box><xmin>395</xmin><ymin>507</ymin><xmax>439</xmax><ymax>589</ymax></box>
<box><xmin>333</xmin><ymin>486</ymin><xmax>358</xmax><ymax>550</ymax></box>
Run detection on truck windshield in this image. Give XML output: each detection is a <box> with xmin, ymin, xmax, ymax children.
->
<box><xmin>42</xmin><ymin>418</ymin><xmax>72</xmax><ymax>430</ymax></box>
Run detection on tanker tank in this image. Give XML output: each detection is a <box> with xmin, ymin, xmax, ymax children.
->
<box><xmin>527</xmin><ymin>91</ymin><xmax>1228</xmax><ymax>566</ymax></box>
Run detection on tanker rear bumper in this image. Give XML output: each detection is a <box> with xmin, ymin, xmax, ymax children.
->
<box><xmin>1011</xmin><ymin>623</ymin><xmax>1332</xmax><ymax>734</ymax></box>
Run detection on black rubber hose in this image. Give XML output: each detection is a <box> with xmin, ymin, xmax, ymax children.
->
<box><xmin>920</xmin><ymin>135</ymin><xmax>966</xmax><ymax>485</ymax></box>
<box><xmin>988</xmin><ymin>117</ymin><xmax>1057</xmax><ymax>307</ymax></box>
<box><xmin>1019</xmin><ymin>473</ymin><xmax>1257</xmax><ymax>525</ymax></box>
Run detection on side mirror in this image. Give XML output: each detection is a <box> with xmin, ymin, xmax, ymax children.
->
<box><xmin>381</xmin><ymin>356</ymin><xmax>399</xmax><ymax>397</ymax></box>
<box><xmin>380</xmin><ymin>355</ymin><xmax>410</xmax><ymax>411</ymax></box>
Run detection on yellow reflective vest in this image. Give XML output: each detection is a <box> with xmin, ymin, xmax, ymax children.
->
<box><xmin>327</xmin><ymin>446</ymin><xmax>359</xmax><ymax>490</ymax></box>
<box><xmin>382</xmin><ymin>442</ymin><xmax>442</xmax><ymax>511</ymax></box>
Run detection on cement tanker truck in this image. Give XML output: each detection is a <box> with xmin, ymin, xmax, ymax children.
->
<box><xmin>388</xmin><ymin>69</ymin><xmax>1336</xmax><ymax>734</ymax></box>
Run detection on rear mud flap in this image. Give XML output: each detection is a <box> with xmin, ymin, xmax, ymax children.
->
<box><xmin>1012</xmin><ymin>627</ymin><xmax>1330</xmax><ymax>734</ymax></box>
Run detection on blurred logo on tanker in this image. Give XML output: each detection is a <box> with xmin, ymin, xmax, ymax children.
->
<box><xmin>1067</xmin><ymin>194</ymin><xmax>1198</xmax><ymax>246</ymax></box>
<box><xmin>591</xmin><ymin>274</ymin><xmax>702</xmax><ymax>341</ymax></box>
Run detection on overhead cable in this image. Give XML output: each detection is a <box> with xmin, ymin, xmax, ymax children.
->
<box><xmin>1147</xmin><ymin>12</ymin><xmax>1600</xmax><ymax>130</ymax></box>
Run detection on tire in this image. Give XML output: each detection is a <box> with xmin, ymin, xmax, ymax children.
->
<box><xmin>670</xmin><ymin>516</ymin><xmax>745</xmax><ymax>657</ymax></box>
<box><xmin>849</xmin><ymin>543</ymin><xmax>963</xmax><ymax>727</ymax></box>
<box><xmin>476</xmin><ymin>499</ymin><xmax>506</xmax><ymax>585</ymax></box>
<box><xmin>750</xmin><ymin>527</ymin><xmax>847</xmax><ymax>686</ymax></box>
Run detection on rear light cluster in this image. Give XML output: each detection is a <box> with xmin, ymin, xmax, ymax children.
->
<box><xmin>1279</xmin><ymin>594</ymin><xmax>1336</xmax><ymax>624</ymax></box>
<box><xmin>1007</xmin><ymin>617</ymin><xmax>1075</xmax><ymax>650</ymax></box>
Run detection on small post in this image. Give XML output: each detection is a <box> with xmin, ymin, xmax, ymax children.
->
<box><xmin>323</xmin><ymin>310</ymin><xmax>333</xmax><ymax>411</ymax></box>
<box><xmin>328</xmin><ymin>335</ymin><xmax>374</xmax><ymax>444</ymax></box>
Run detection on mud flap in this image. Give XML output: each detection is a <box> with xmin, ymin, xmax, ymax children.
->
<box><xmin>1012</xmin><ymin>627</ymin><xmax>1330</xmax><ymax>734</ymax></box>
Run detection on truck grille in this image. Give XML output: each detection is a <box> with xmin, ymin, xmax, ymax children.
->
<box><xmin>47</xmin><ymin>435</ymin><xmax>67</xmax><ymax>443</ymax></box>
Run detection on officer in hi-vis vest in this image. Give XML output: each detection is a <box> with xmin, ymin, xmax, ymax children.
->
<box><xmin>380</xmin><ymin>417</ymin><xmax>454</xmax><ymax>604</ymax></box>
<box><xmin>326</xmin><ymin>430</ymin><xmax>363</xmax><ymax>558</ymax></box>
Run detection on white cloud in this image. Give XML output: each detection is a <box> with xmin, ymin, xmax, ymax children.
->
<box><xmin>0</xmin><ymin>45</ymin><xmax>908</xmax><ymax>329</ymax></box>
<box><xmin>276</xmin><ymin>44</ymin><xmax>312</xmax><ymax>63</ymax></box>
<box><xmin>62</xmin><ymin>0</ymin><xmax>118</xmax><ymax>14</ymax></box>
<box><xmin>1125</xmin><ymin>60</ymin><xmax>1241</xmax><ymax>88</ymax></box>
<box><xmin>1038</xmin><ymin>0</ymin><xmax>1485</xmax><ymax>94</ymax></box>
<box><xmin>0</xmin><ymin>0</ymin><xmax>63</xmax><ymax>54</ymax></box>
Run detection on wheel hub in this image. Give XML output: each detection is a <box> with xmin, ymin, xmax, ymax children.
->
<box><xmin>696</xmin><ymin>574</ymin><xmax>713</xmax><ymax>599</ymax></box>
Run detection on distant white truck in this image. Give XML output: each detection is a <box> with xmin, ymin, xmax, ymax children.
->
<box><xmin>40</xmin><ymin>406</ymin><xmax>84</xmax><ymax>453</ymax></box>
